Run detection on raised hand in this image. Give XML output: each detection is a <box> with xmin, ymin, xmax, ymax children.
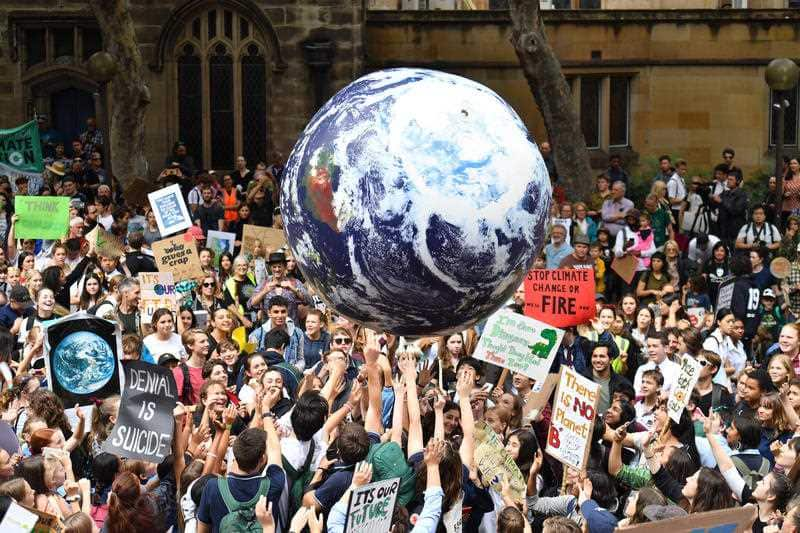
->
<box><xmin>424</xmin><ymin>438</ymin><xmax>446</xmax><ymax>465</ymax></box>
<box><xmin>351</xmin><ymin>461</ymin><xmax>373</xmax><ymax>488</ymax></box>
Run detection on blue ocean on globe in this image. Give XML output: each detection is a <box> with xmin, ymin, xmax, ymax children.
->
<box><xmin>52</xmin><ymin>331</ymin><xmax>115</xmax><ymax>394</ymax></box>
<box><xmin>281</xmin><ymin>68</ymin><xmax>551</xmax><ymax>335</ymax></box>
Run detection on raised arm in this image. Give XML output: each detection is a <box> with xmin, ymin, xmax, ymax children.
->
<box><xmin>264</xmin><ymin>414</ymin><xmax>282</xmax><ymax>466</ymax></box>
<box><xmin>390</xmin><ymin>377</ymin><xmax>406</xmax><ymax>446</ymax></box>
<box><xmin>64</xmin><ymin>405</ymin><xmax>86</xmax><ymax>452</ymax></box>
<box><xmin>401</xmin><ymin>357</ymin><xmax>424</xmax><ymax>457</ymax></box>
<box><xmin>456</xmin><ymin>370</ymin><xmax>475</xmax><ymax>469</ymax></box>
<box><xmin>608</xmin><ymin>423</ymin><xmax>628</xmax><ymax>477</ymax></box>
<box><xmin>364</xmin><ymin>332</ymin><xmax>384</xmax><ymax>435</ymax></box>
<box><xmin>433</xmin><ymin>391</ymin><xmax>445</xmax><ymax>441</ymax></box>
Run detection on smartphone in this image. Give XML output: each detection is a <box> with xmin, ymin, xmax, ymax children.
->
<box><xmin>481</xmin><ymin>383</ymin><xmax>494</xmax><ymax>393</ymax></box>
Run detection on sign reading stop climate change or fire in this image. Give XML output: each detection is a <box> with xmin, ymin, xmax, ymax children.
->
<box><xmin>524</xmin><ymin>269</ymin><xmax>595</xmax><ymax>328</ymax></box>
<box><xmin>546</xmin><ymin>366</ymin><xmax>599</xmax><ymax>471</ymax></box>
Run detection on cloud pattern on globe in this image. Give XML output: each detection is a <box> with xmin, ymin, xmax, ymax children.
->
<box><xmin>52</xmin><ymin>331</ymin><xmax>115</xmax><ymax>394</ymax></box>
<box><xmin>281</xmin><ymin>68</ymin><xmax>551</xmax><ymax>335</ymax></box>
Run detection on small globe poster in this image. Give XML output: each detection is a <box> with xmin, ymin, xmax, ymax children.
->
<box><xmin>44</xmin><ymin>313</ymin><xmax>123</xmax><ymax>406</ymax></box>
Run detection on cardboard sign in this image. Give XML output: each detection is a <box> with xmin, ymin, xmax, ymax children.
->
<box><xmin>14</xmin><ymin>196</ymin><xmax>70</xmax><ymax>240</ymax></box>
<box><xmin>667</xmin><ymin>354</ymin><xmax>702</xmax><ymax>423</ymax></box>
<box><xmin>139</xmin><ymin>272</ymin><xmax>178</xmax><ymax>326</ymax></box>
<box><xmin>611</xmin><ymin>254</ymin><xmax>638</xmax><ymax>285</ymax></box>
<box><xmin>474</xmin><ymin>421</ymin><xmax>526</xmax><ymax>502</ymax></box>
<box><xmin>614</xmin><ymin>504</ymin><xmax>757</xmax><ymax>533</ymax></box>
<box><xmin>716</xmin><ymin>279</ymin><xmax>735</xmax><ymax>310</ymax></box>
<box><xmin>523</xmin><ymin>373</ymin><xmax>560</xmax><ymax>417</ymax></box>
<box><xmin>241</xmin><ymin>224</ymin><xmax>286</xmax><ymax>256</ymax></box>
<box><xmin>524</xmin><ymin>269</ymin><xmax>595</xmax><ymax>328</ymax></box>
<box><xmin>546</xmin><ymin>366</ymin><xmax>599</xmax><ymax>471</ymax></box>
<box><xmin>102</xmin><ymin>360</ymin><xmax>178</xmax><ymax>463</ymax></box>
<box><xmin>148</xmin><ymin>184</ymin><xmax>192</xmax><ymax>237</ymax></box>
<box><xmin>43</xmin><ymin>312</ymin><xmax>124</xmax><ymax>407</ymax></box>
<box><xmin>85</xmin><ymin>225</ymin><xmax>124</xmax><ymax>259</ymax></box>
<box><xmin>152</xmin><ymin>236</ymin><xmax>203</xmax><ymax>283</ymax></box>
<box><xmin>472</xmin><ymin>310</ymin><xmax>563</xmax><ymax>385</ymax></box>
<box><xmin>344</xmin><ymin>477</ymin><xmax>401</xmax><ymax>533</ymax></box>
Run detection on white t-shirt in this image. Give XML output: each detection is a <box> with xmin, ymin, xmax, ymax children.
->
<box><xmin>736</xmin><ymin>222</ymin><xmax>781</xmax><ymax>246</ymax></box>
<box><xmin>278</xmin><ymin>409</ymin><xmax>328</xmax><ymax>471</ymax></box>
<box><xmin>667</xmin><ymin>173</ymin><xmax>687</xmax><ymax>203</ymax></box>
<box><xmin>143</xmin><ymin>333</ymin><xmax>186</xmax><ymax>360</ymax></box>
<box><xmin>681</xmin><ymin>193</ymin><xmax>708</xmax><ymax>234</ymax></box>
<box><xmin>633</xmin><ymin>358</ymin><xmax>681</xmax><ymax>397</ymax></box>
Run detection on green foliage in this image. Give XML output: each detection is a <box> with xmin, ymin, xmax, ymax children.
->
<box><xmin>741</xmin><ymin>168</ymin><xmax>771</xmax><ymax>203</ymax></box>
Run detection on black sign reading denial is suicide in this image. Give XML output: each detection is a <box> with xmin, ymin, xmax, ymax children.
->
<box><xmin>103</xmin><ymin>360</ymin><xmax>178</xmax><ymax>463</ymax></box>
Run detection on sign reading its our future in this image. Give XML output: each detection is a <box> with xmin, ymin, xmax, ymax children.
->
<box><xmin>0</xmin><ymin>121</ymin><xmax>43</xmax><ymax>177</ymax></box>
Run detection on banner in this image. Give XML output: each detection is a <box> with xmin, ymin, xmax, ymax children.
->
<box><xmin>152</xmin><ymin>236</ymin><xmax>204</xmax><ymax>283</ymax></box>
<box><xmin>241</xmin><ymin>224</ymin><xmax>286</xmax><ymax>256</ymax></box>
<box><xmin>148</xmin><ymin>184</ymin><xmax>192</xmax><ymax>237</ymax></box>
<box><xmin>138</xmin><ymin>272</ymin><xmax>178</xmax><ymax>326</ymax></box>
<box><xmin>14</xmin><ymin>196</ymin><xmax>70</xmax><ymax>240</ymax></box>
<box><xmin>474</xmin><ymin>421</ymin><xmax>526</xmax><ymax>502</ymax></box>
<box><xmin>614</xmin><ymin>504</ymin><xmax>757</xmax><ymax>533</ymax></box>
<box><xmin>43</xmin><ymin>313</ymin><xmax>124</xmax><ymax>407</ymax></box>
<box><xmin>717</xmin><ymin>279</ymin><xmax>735</xmax><ymax>310</ymax></box>
<box><xmin>667</xmin><ymin>355</ymin><xmax>702</xmax><ymax>423</ymax></box>
<box><xmin>546</xmin><ymin>366</ymin><xmax>599</xmax><ymax>471</ymax></box>
<box><xmin>102</xmin><ymin>360</ymin><xmax>178</xmax><ymax>463</ymax></box>
<box><xmin>524</xmin><ymin>269</ymin><xmax>595</xmax><ymax>328</ymax></box>
<box><xmin>344</xmin><ymin>477</ymin><xmax>401</xmax><ymax>533</ymax></box>
<box><xmin>0</xmin><ymin>121</ymin><xmax>43</xmax><ymax>178</ymax></box>
<box><xmin>85</xmin><ymin>225</ymin><xmax>124</xmax><ymax>259</ymax></box>
<box><xmin>472</xmin><ymin>310</ymin><xmax>563</xmax><ymax>385</ymax></box>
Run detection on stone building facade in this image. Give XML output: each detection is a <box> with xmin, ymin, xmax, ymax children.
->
<box><xmin>0</xmin><ymin>0</ymin><xmax>363</xmax><ymax>173</ymax></box>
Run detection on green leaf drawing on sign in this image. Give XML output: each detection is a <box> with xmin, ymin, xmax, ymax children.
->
<box><xmin>529</xmin><ymin>329</ymin><xmax>557</xmax><ymax>359</ymax></box>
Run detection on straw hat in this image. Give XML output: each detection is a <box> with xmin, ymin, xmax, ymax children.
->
<box><xmin>45</xmin><ymin>161</ymin><xmax>66</xmax><ymax>176</ymax></box>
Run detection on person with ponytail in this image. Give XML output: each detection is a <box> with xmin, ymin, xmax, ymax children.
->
<box><xmin>105</xmin><ymin>471</ymin><xmax>160</xmax><ymax>533</ymax></box>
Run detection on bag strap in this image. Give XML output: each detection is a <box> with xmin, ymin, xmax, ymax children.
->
<box><xmin>180</xmin><ymin>363</ymin><xmax>193</xmax><ymax>404</ymax></box>
<box><xmin>218</xmin><ymin>477</ymin><xmax>270</xmax><ymax>512</ymax></box>
<box><xmin>301</xmin><ymin>439</ymin><xmax>316</xmax><ymax>474</ymax></box>
<box><xmin>711</xmin><ymin>384</ymin><xmax>722</xmax><ymax>411</ymax></box>
<box><xmin>730</xmin><ymin>456</ymin><xmax>750</xmax><ymax>479</ymax></box>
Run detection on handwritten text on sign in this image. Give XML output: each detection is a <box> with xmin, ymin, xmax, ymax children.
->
<box><xmin>667</xmin><ymin>355</ymin><xmax>702</xmax><ymax>423</ymax></box>
<box><xmin>524</xmin><ymin>269</ymin><xmax>595</xmax><ymax>328</ymax></box>
<box><xmin>546</xmin><ymin>366</ymin><xmax>599</xmax><ymax>471</ymax></box>
<box><xmin>345</xmin><ymin>477</ymin><xmax>401</xmax><ymax>533</ymax></box>
<box><xmin>472</xmin><ymin>311</ymin><xmax>564</xmax><ymax>384</ymax></box>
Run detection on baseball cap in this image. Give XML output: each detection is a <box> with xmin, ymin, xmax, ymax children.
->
<box><xmin>763</xmin><ymin>288</ymin><xmax>776</xmax><ymax>299</ymax></box>
<box><xmin>9</xmin><ymin>286</ymin><xmax>32</xmax><ymax>305</ymax></box>
<box><xmin>158</xmin><ymin>353</ymin><xmax>181</xmax><ymax>366</ymax></box>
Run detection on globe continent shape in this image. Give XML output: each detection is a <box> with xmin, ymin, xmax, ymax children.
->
<box><xmin>52</xmin><ymin>331</ymin><xmax>115</xmax><ymax>395</ymax></box>
<box><xmin>281</xmin><ymin>68</ymin><xmax>551</xmax><ymax>335</ymax></box>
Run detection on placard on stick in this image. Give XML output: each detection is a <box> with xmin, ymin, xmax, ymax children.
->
<box><xmin>474</xmin><ymin>421</ymin><xmax>526</xmax><ymax>502</ymax></box>
<box><xmin>546</xmin><ymin>366</ymin><xmax>599</xmax><ymax>471</ymax></box>
<box><xmin>667</xmin><ymin>354</ymin><xmax>702</xmax><ymax>423</ymax></box>
<box><xmin>152</xmin><ymin>235</ymin><xmax>203</xmax><ymax>283</ymax></box>
<box><xmin>148</xmin><ymin>184</ymin><xmax>192</xmax><ymax>237</ymax></box>
<box><xmin>524</xmin><ymin>269</ymin><xmax>595</xmax><ymax>328</ymax></box>
<box><xmin>614</xmin><ymin>504</ymin><xmax>756</xmax><ymax>533</ymax></box>
<box><xmin>472</xmin><ymin>311</ymin><xmax>563</xmax><ymax>385</ymax></box>
<box><xmin>241</xmin><ymin>224</ymin><xmax>286</xmax><ymax>255</ymax></box>
<box><xmin>102</xmin><ymin>360</ymin><xmax>178</xmax><ymax>463</ymax></box>
<box><xmin>344</xmin><ymin>477</ymin><xmax>400</xmax><ymax>533</ymax></box>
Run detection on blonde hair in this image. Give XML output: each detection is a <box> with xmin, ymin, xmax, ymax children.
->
<box><xmin>769</xmin><ymin>354</ymin><xmax>796</xmax><ymax>386</ymax></box>
<box><xmin>650</xmin><ymin>181</ymin><xmax>667</xmax><ymax>199</ymax></box>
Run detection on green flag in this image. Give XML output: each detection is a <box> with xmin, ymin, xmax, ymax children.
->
<box><xmin>15</xmin><ymin>196</ymin><xmax>70</xmax><ymax>240</ymax></box>
<box><xmin>0</xmin><ymin>121</ymin><xmax>43</xmax><ymax>178</ymax></box>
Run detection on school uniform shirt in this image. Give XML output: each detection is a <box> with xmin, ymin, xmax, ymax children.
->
<box><xmin>736</xmin><ymin>222</ymin><xmax>781</xmax><ymax>247</ymax></box>
<box><xmin>197</xmin><ymin>465</ymin><xmax>286</xmax><ymax>533</ymax></box>
<box><xmin>633</xmin><ymin>358</ymin><xmax>680</xmax><ymax>397</ymax></box>
<box><xmin>703</xmin><ymin>330</ymin><xmax>746</xmax><ymax>392</ymax></box>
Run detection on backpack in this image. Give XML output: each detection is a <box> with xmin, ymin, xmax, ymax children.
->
<box><xmin>731</xmin><ymin>455</ymin><xmax>770</xmax><ymax>492</ymax></box>
<box><xmin>282</xmin><ymin>439</ymin><xmax>316</xmax><ymax>514</ymax></box>
<box><xmin>217</xmin><ymin>476</ymin><xmax>271</xmax><ymax>532</ymax></box>
<box><xmin>365</xmin><ymin>441</ymin><xmax>416</xmax><ymax>507</ymax></box>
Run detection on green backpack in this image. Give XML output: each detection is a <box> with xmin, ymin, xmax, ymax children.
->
<box><xmin>218</xmin><ymin>476</ymin><xmax>271</xmax><ymax>533</ymax></box>
<box><xmin>282</xmin><ymin>439</ymin><xmax>316</xmax><ymax>514</ymax></box>
<box><xmin>366</xmin><ymin>441</ymin><xmax>416</xmax><ymax>507</ymax></box>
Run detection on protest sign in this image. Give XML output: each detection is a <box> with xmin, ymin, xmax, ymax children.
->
<box><xmin>716</xmin><ymin>278</ymin><xmax>735</xmax><ymax>310</ymax></box>
<box><xmin>442</xmin><ymin>495</ymin><xmax>462</xmax><ymax>533</ymax></box>
<box><xmin>152</xmin><ymin>235</ymin><xmax>203</xmax><ymax>283</ymax></box>
<box><xmin>207</xmin><ymin>230</ymin><xmax>236</xmax><ymax>265</ymax></box>
<box><xmin>0</xmin><ymin>500</ymin><xmax>40</xmax><ymax>532</ymax></box>
<box><xmin>472</xmin><ymin>310</ymin><xmax>563</xmax><ymax>384</ymax></box>
<box><xmin>546</xmin><ymin>366</ymin><xmax>599</xmax><ymax>471</ymax></box>
<box><xmin>552</xmin><ymin>218</ymin><xmax>573</xmax><ymax>245</ymax></box>
<box><xmin>474</xmin><ymin>421</ymin><xmax>526</xmax><ymax>502</ymax></box>
<box><xmin>524</xmin><ymin>269</ymin><xmax>595</xmax><ymax>328</ymax></box>
<box><xmin>14</xmin><ymin>196</ymin><xmax>70</xmax><ymax>240</ymax></box>
<box><xmin>241</xmin><ymin>224</ymin><xmax>286</xmax><ymax>256</ymax></box>
<box><xmin>344</xmin><ymin>477</ymin><xmax>401</xmax><ymax>533</ymax></box>
<box><xmin>0</xmin><ymin>121</ymin><xmax>43</xmax><ymax>178</ymax></box>
<box><xmin>667</xmin><ymin>354</ymin><xmax>702</xmax><ymax>423</ymax></box>
<box><xmin>148</xmin><ymin>184</ymin><xmax>192</xmax><ymax>237</ymax></box>
<box><xmin>686</xmin><ymin>307</ymin><xmax>706</xmax><ymax>329</ymax></box>
<box><xmin>611</xmin><ymin>254</ymin><xmax>638</xmax><ymax>285</ymax></box>
<box><xmin>523</xmin><ymin>373</ymin><xmax>560</xmax><ymax>417</ymax></box>
<box><xmin>85</xmin><ymin>225</ymin><xmax>124</xmax><ymax>259</ymax></box>
<box><xmin>102</xmin><ymin>360</ymin><xmax>178</xmax><ymax>463</ymax></box>
<box><xmin>139</xmin><ymin>272</ymin><xmax>178</xmax><ymax>326</ymax></box>
<box><xmin>614</xmin><ymin>504</ymin><xmax>756</xmax><ymax>533</ymax></box>
<box><xmin>44</xmin><ymin>312</ymin><xmax>124</xmax><ymax>407</ymax></box>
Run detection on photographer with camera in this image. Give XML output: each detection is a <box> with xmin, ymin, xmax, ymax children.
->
<box><xmin>735</xmin><ymin>204</ymin><xmax>781</xmax><ymax>255</ymax></box>
<box><xmin>680</xmin><ymin>176</ymin><xmax>711</xmax><ymax>238</ymax></box>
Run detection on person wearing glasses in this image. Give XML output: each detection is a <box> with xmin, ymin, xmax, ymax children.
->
<box><xmin>194</xmin><ymin>275</ymin><xmax>224</xmax><ymax>315</ymax></box>
<box><xmin>248</xmin><ymin>252</ymin><xmax>309</xmax><ymax>324</ymax></box>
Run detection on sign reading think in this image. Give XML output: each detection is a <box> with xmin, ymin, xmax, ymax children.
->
<box><xmin>474</xmin><ymin>421</ymin><xmax>526</xmax><ymax>502</ymax></box>
<box><xmin>614</xmin><ymin>504</ymin><xmax>757</xmax><ymax>533</ymax></box>
<box><xmin>524</xmin><ymin>269</ymin><xmax>595</xmax><ymax>328</ymax></box>
<box><xmin>14</xmin><ymin>196</ymin><xmax>70</xmax><ymax>240</ymax></box>
<box><xmin>102</xmin><ymin>360</ymin><xmax>178</xmax><ymax>463</ymax></box>
<box><xmin>0</xmin><ymin>121</ymin><xmax>43</xmax><ymax>177</ymax></box>
<box><xmin>152</xmin><ymin>236</ymin><xmax>204</xmax><ymax>283</ymax></box>
<box><xmin>667</xmin><ymin>355</ymin><xmax>702</xmax><ymax>423</ymax></box>
<box><xmin>344</xmin><ymin>477</ymin><xmax>401</xmax><ymax>533</ymax></box>
<box><xmin>472</xmin><ymin>310</ymin><xmax>564</xmax><ymax>385</ymax></box>
<box><xmin>546</xmin><ymin>366</ymin><xmax>599</xmax><ymax>471</ymax></box>
<box><xmin>241</xmin><ymin>224</ymin><xmax>286</xmax><ymax>256</ymax></box>
<box><xmin>138</xmin><ymin>272</ymin><xmax>178</xmax><ymax>325</ymax></box>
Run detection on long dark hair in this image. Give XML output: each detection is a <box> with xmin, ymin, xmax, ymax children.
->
<box><xmin>508</xmin><ymin>428</ymin><xmax>538</xmax><ymax>479</ymax></box>
<box><xmin>689</xmin><ymin>468</ymin><xmax>736</xmax><ymax>513</ymax></box>
<box><xmin>107</xmin><ymin>472</ymin><xmax>160</xmax><ymax>533</ymax></box>
<box><xmin>79</xmin><ymin>272</ymin><xmax>106</xmax><ymax>310</ymax></box>
<box><xmin>415</xmin><ymin>443</ymin><xmax>463</xmax><ymax>513</ymax></box>
<box><xmin>41</xmin><ymin>265</ymin><xmax>63</xmax><ymax>293</ymax></box>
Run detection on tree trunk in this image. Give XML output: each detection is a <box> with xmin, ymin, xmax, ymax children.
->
<box><xmin>508</xmin><ymin>0</ymin><xmax>593</xmax><ymax>199</ymax></box>
<box><xmin>88</xmin><ymin>0</ymin><xmax>151</xmax><ymax>194</ymax></box>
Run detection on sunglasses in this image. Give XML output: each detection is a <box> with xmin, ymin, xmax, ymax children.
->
<box><xmin>332</xmin><ymin>338</ymin><xmax>352</xmax><ymax>345</ymax></box>
<box><xmin>202</xmin><ymin>282</ymin><xmax>215</xmax><ymax>287</ymax></box>
<box><xmin>697</xmin><ymin>360</ymin><xmax>709</xmax><ymax>367</ymax></box>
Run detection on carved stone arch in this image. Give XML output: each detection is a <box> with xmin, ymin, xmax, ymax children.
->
<box><xmin>151</xmin><ymin>0</ymin><xmax>287</xmax><ymax>73</ymax></box>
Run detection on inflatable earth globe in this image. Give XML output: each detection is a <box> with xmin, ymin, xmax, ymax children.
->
<box><xmin>281</xmin><ymin>68</ymin><xmax>551</xmax><ymax>335</ymax></box>
<box><xmin>52</xmin><ymin>331</ymin><xmax>116</xmax><ymax>394</ymax></box>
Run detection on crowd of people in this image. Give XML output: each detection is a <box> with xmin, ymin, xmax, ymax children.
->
<box><xmin>0</xmin><ymin>123</ymin><xmax>796</xmax><ymax>533</ymax></box>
